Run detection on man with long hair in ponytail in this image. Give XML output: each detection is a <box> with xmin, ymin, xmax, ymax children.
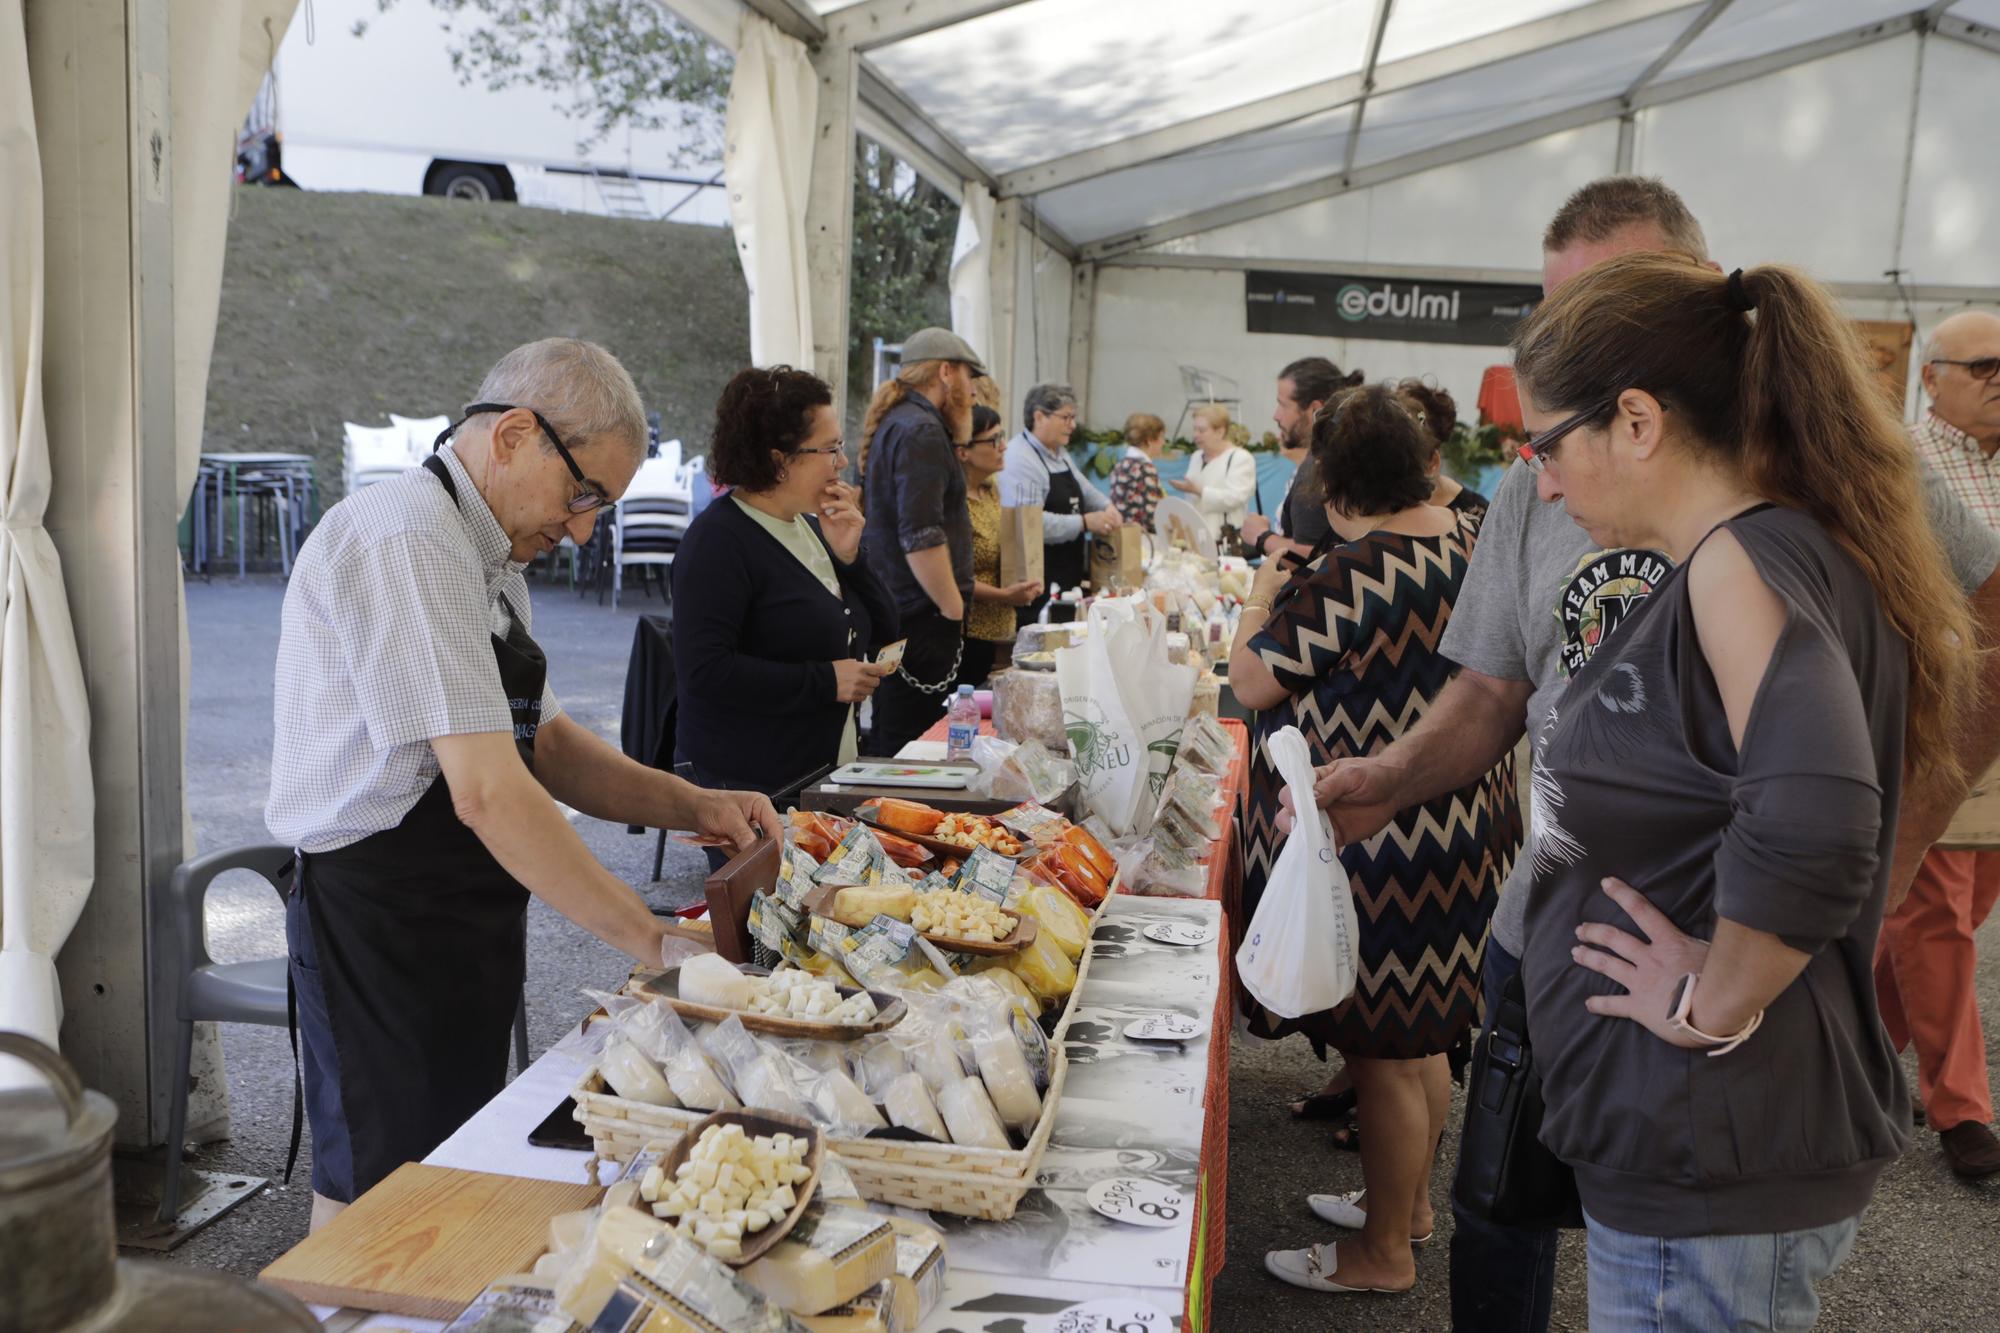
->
<box><xmin>1284</xmin><ymin>176</ymin><xmax>2000</xmax><ymax>1328</ymax></box>
<box><xmin>859</xmin><ymin>328</ymin><xmax>985</xmax><ymax>755</ymax></box>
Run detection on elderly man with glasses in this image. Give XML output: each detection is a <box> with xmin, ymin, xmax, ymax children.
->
<box><xmin>998</xmin><ymin>382</ymin><xmax>1122</xmax><ymax>623</ymax></box>
<box><xmin>1878</xmin><ymin>308</ymin><xmax>2000</xmax><ymax>1180</ymax></box>
<box><xmin>266</xmin><ymin>338</ymin><xmax>777</xmax><ymax>1231</ymax></box>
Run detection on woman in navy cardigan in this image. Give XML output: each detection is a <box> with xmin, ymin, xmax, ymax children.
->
<box><xmin>672</xmin><ymin>367</ymin><xmax>899</xmax><ymax>797</ymax></box>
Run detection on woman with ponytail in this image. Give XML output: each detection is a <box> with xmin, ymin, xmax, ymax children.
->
<box><xmin>1509</xmin><ymin>252</ymin><xmax>1974</xmax><ymax>1328</ymax></box>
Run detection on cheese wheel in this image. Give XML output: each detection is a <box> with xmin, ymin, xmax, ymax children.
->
<box><xmin>679</xmin><ymin>953</ymin><xmax>756</xmax><ymax>1009</ymax></box>
<box><xmin>600</xmin><ymin>1036</ymin><xmax>679</xmax><ymax>1107</ymax></box>
<box><xmin>970</xmin><ymin>1030</ymin><xmax>1042</xmax><ymax>1130</ymax></box>
<box><xmin>936</xmin><ymin>1076</ymin><xmax>1010</xmax><ymax>1150</ymax></box>
<box><xmin>882</xmin><ymin>1071</ymin><xmax>948</xmax><ymax>1141</ymax></box>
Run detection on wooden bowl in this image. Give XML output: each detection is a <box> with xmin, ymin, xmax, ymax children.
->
<box><xmin>800</xmin><ymin>882</ymin><xmax>1039</xmax><ymax>957</ymax></box>
<box><xmin>629</xmin><ymin>963</ymin><xmax>908</xmax><ymax>1040</ymax></box>
<box><xmin>643</xmin><ymin>1109</ymin><xmax>822</xmax><ymax>1266</ymax></box>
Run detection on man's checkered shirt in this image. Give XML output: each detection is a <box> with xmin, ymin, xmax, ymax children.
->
<box><xmin>266</xmin><ymin>447</ymin><xmax>562</xmax><ymax>852</ymax></box>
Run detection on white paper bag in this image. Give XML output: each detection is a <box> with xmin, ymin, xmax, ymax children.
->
<box><xmin>1235</xmin><ymin>726</ymin><xmax>1360</xmax><ymax>1019</ymax></box>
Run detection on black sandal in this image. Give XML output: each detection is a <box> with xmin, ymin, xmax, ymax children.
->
<box><xmin>1289</xmin><ymin>1086</ymin><xmax>1358</xmax><ymax>1121</ymax></box>
<box><xmin>1329</xmin><ymin>1115</ymin><xmax>1362</xmax><ymax>1153</ymax></box>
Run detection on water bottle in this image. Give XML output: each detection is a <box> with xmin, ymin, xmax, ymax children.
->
<box><xmin>946</xmin><ymin>685</ymin><xmax>980</xmax><ymax>760</ymax></box>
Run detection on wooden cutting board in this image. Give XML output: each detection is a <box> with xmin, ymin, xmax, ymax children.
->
<box><xmin>261</xmin><ymin>1163</ymin><xmax>600</xmax><ymax>1318</ymax></box>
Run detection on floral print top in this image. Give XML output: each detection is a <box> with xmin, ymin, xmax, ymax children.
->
<box><xmin>1109</xmin><ymin>447</ymin><xmax>1164</xmax><ymax>530</ymax></box>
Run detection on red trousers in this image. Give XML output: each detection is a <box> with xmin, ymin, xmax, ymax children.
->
<box><xmin>1874</xmin><ymin>847</ymin><xmax>2000</xmax><ymax>1131</ymax></box>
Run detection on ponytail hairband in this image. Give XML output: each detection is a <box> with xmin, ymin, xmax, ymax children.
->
<box><xmin>1725</xmin><ymin>268</ymin><xmax>1757</xmax><ymax>314</ymax></box>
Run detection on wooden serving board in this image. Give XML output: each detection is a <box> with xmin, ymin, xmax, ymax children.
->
<box><xmin>855</xmin><ymin>811</ymin><xmax>1031</xmax><ymax>862</ymax></box>
<box><xmin>260</xmin><ymin>1163</ymin><xmax>600</xmax><ymax>1319</ymax></box>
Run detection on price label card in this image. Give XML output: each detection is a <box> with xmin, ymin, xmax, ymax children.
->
<box><xmin>1124</xmin><ymin>1013</ymin><xmax>1207</xmax><ymax>1043</ymax></box>
<box><xmin>1086</xmin><ymin>1177</ymin><xmax>1190</xmax><ymax>1228</ymax></box>
<box><xmin>1143</xmin><ymin>921</ymin><xmax>1216</xmax><ymax>947</ymax></box>
<box><xmin>1031</xmin><ymin>1298</ymin><xmax>1177</xmax><ymax>1333</ymax></box>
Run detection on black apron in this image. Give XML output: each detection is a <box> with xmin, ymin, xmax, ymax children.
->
<box><xmin>288</xmin><ymin>453</ymin><xmax>542</xmax><ymax>1202</ymax></box>
<box><xmin>1025</xmin><ymin>438</ymin><xmax>1087</xmax><ymax>625</ymax></box>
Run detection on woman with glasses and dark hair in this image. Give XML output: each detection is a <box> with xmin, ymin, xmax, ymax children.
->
<box><xmin>1232</xmin><ymin>385</ymin><xmax>1503</xmax><ymax>1297</ymax></box>
<box><xmin>956</xmin><ymin>404</ymin><xmax>1042</xmax><ymax>688</ymax></box>
<box><xmin>672</xmin><ymin>365</ymin><xmax>899</xmax><ymax>799</ymax></box>
<box><xmin>1506</xmin><ymin>256</ymin><xmax>1975</xmax><ymax>1326</ymax></box>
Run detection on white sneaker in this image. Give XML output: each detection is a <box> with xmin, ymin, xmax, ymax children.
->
<box><xmin>1308</xmin><ymin>1189</ymin><xmax>1367</xmax><ymax>1229</ymax></box>
<box><xmin>1263</xmin><ymin>1242</ymin><xmax>1402</xmax><ymax>1293</ymax></box>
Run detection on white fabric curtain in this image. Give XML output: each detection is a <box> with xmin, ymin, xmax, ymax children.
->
<box><xmin>0</xmin><ymin>0</ymin><xmax>96</xmax><ymax>1057</ymax></box>
<box><xmin>949</xmin><ymin>183</ymin><xmax>997</xmax><ymax>366</ymax></box>
<box><xmin>166</xmin><ymin>0</ymin><xmax>300</xmax><ymax>1135</ymax></box>
<box><xmin>724</xmin><ymin>13</ymin><xmax>817</xmax><ymax>368</ymax></box>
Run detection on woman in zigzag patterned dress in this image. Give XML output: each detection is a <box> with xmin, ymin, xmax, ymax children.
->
<box><xmin>1229</xmin><ymin>384</ymin><xmax>1504</xmax><ymax>1297</ymax></box>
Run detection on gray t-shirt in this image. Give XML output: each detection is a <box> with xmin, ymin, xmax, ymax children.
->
<box><xmin>1440</xmin><ymin>458</ymin><xmax>2000</xmax><ymax>959</ymax></box>
<box><xmin>1526</xmin><ymin>505</ymin><xmax>1909</xmax><ymax>1236</ymax></box>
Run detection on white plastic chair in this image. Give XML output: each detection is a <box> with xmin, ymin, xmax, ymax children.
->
<box><xmin>343</xmin><ymin>422</ymin><xmax>412</xmax><ymax>494</ymax></box>
<box><xmin>654</xmin><ymin>436</ymin><xmax>683</xmax><ymax>477</ymax></box>
<box><xmin>613</xmin><ymin>455</ymin><xmax>692</xmax><ymax>608</ymax></box>
<box><xmin>390</xmin><ymin>413</ymin><xmax>450</xmax><ymax>459</ymax></box>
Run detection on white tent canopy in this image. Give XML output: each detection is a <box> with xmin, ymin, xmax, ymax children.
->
<box><xmin>683</xmin><ymin>0</ymin><xmax>1999</xmax><ymax>434</ymax></box>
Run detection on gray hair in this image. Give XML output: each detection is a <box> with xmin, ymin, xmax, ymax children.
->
<box><xmin>471</xmin><ymin>338</ymin><xmax>647</xmax><ymax>458</ymax></box>
<box><xmin>1023</xmin><ymin>382</ymin><xmax>1077</xmax><ymax>428</ymax></box>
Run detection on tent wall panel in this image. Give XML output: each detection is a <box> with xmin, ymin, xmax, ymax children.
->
<box><xmin>1144</xmin><ymin>123</ymin><xmax>1620</xmax><ymax>272</ymax></box>
<box><xmin>1631</xmin><ymin>34</ymin><xmax>1918</xmax><ymax>283</ymax></box>
<box><xmin>1009</xmin><ymin>227</ymin><xmax>1074</xmax><ymax>405</ymax></box>
<box><xmin>1087</xmin><ymin>264</ymin><xmax>1504</xmax><ymax>450</ymax></box>
<box><xmin>1899</xmin><ymin>36</ymin><xmax>2000</xmax><ymax>289</ymax></box>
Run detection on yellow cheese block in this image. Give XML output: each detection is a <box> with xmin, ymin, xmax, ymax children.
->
<box><xmin>832</xmin><ymin>885</ymin><xmax>916</xmax><ymax>929</ymax></box>
<box><xmin>801</xmin><ymin>1274</ymin><xmax>916</xmax><ymax>1333</ymax></box>
<box><xmin>738</xmin><ymin>1202</ymin><xmax>897</xmax><ymax>1316</ymax></box>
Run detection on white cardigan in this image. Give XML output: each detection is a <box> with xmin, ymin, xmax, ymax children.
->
<box><xmin>1182</xmin><ymin>446</ymin><xmax>1258</xmax><ymax>532</ymax></box>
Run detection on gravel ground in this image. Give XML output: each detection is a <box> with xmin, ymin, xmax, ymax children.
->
<box><xmin>157</xmin><ymin>574</ymin><xmax>2000</xmax><ymax>1330</ymax></box>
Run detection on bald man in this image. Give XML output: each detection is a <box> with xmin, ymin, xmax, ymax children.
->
<box><xmin>1877</xmin><ymin>308</ymin><xmax>2000</xmax><ymax>1179</ymax></box>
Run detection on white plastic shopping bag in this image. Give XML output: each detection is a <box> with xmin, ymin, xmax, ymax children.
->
<box><xmin>1055</xmin><ymin>597</ymin><xmax>1197</xmax><ymax>837</ymax></box>
<box><xmin>1055</xmin><ymin>599</ymin><xmax>1148</xmax><ymax>836</ymax></box>
<box><xmin>1235</xmin><ymin>726</ymin><xmax>1360</xmax><ymax>1019</ymax></box>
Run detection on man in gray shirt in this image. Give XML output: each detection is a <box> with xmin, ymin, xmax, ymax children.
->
<box><xmin>1304</xmin><ymin>177</ymin><xmax>2000</xmax><ymax>1331</ymax></box>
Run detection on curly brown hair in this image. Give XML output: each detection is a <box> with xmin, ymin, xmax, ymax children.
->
<box><xmin>1313</xmin><ymin>384</ymin><xmax>1435</xmax><ymax>517</ymax></box>
<box><xmin>1394</xmin><ymin>379</ymin><xmax>1457</xmax><ymax>448</ymax></box>
<box><xmin>709</xmin><ymin>365</ymin><xmax>833</xmax><ymax>491</ymax></box>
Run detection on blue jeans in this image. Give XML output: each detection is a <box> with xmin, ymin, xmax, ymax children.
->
<box><xmin>1584</xmin><ymin>1211</ymin><xmax>1860</xmax><ymax>1332</ymax></box>
<box><xmin>1449</xmin><ymin>938</ymin><xmax>1561</xmax><ymax>1333</ymax></box>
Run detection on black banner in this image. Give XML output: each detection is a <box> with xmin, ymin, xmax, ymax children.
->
<box><xmin>1246</xmin><ymin>270</ymin><xmax>1541</xmax><ymax>346</ymax></box>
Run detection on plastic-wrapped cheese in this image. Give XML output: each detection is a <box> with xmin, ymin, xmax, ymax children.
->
<box><xmin>886</xmin><ymin>1216</ymin><xmax>947</xmax><ymax>1323</ymax></box>
<box><xmin>1002</xmin><ymin>927</ymin><xmax>1078</xmax><ymax>1003</ymax></box>
<box><xmin>907</xmin><ymin>1031</ymin><xmax>965</xmax><ymax>1096</ymax></box>
<box><xmin>852</xmin><ymin>1037</ymin><xmax>908</xmax><ymax>1100</ymax></box>
<box><xmin>1008</xmin><ymin>879</ymin><xmax>1090</xmax><ymax>962</ymax></box>
<box><xmin>882</xmin><ymin>1071</ymin><xmax>947</xmax><ymax>1141</ymax></box>
<box><xmin>599</xmin><ymin>1035</ymin><xmax>680</xmax><ymax>1107</ymax></box>
<box><xmin>809</xmin><ymin>1066</ymin><xmax>888</xmax><ymax>1133</ymax></box>
<box><xmin>965</xmin><ymin>962</ymin><xmax>1042</xmax><ymax>1017</ymax></box>
<box><xmin>801</xmin><ymin>1275</ymin><xmax>917</xmax><ymax>1332</ymax></box>
<box><xmin>555</xmin><ymin>1207</ymin><xmax>799</xmax><ymax>1333</ymax></box>
<box><xmin>547</xmin><ymin>1207</ymin><xmax>597</xmax><ymax>1256</ymax></box>
<box><xmin>663</xmin><ymin>1044</ymin><xmax>740</xmax><ymax>1112</ymax></box>
<box><xmin>679</xmin><ymin>953</ymin><xmax>755</xmax><ymax>1009</ymax></box>
<box><xmin>738</xmin><ymin>1203</ymin><xmax>896</xmax><ymax>1315</ymax></box>
<box><xmin>936</xmin><ymin>1076</ymin><xmax>1010</xmax><ymax>1150</ymax></box>
<box><xmin>970</xmin><ymin>1029</ymin><xmax>1042</xmax><ymax>1131</ymax></box>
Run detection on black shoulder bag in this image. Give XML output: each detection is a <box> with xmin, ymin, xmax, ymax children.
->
<box><xmin>1451</xmin><ymin>968</ymin><xmax>1585</xmax><ymax>1229</ymax></box>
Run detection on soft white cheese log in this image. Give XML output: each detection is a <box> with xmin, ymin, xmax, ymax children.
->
<box><xmin>881</xmin><ymin>1071</ymin><xmax>948</xmax><ymax>1141</ymax></box>
<box><xmin>936</xmin><ymin>1076</ymin><xmax>1010</xmax><ymax>1150</ymax></box>
<box><xmin>969</xmin><ymin>1029</ymin><xmax>1042</xmax><ymax>1130</ymax></box>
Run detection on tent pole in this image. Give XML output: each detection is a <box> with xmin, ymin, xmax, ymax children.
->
<box><xmin>30</xmin><ymin>0</ymin><xmax>184</xmax><ymax>1143</ymax></box>
<box><xmin>1068</xmin><ymin>262</ymin><xmax>1097</xmax><ymax>415</ymax></box>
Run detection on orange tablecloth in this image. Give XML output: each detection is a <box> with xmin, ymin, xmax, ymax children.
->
<box><xmin>917</xmin><ymin>716</ymin><xmax>1249</xmax><ymax>1330</ymax></box>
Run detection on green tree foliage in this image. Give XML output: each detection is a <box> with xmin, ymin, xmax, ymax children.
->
<box><xmin>370</xmin><ymin>0</ymin><xmax>959</xmax><ymax>421</ymax></box>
